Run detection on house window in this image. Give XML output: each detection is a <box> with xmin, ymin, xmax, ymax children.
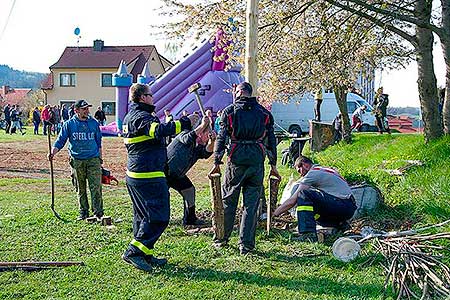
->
<box><xmin>102</xmin><ymin>101</ymin><xmax>115</xmax><ymax>115</ymax></box>
<box><xmin>60</xmin><ymin>73</ymin><xmax>76</xmax><ymax>87</ymax></box>
<box><xmin>101</xmin><ymin>74</ymin><xmax>113</xmax><ymax>87</ymax></box>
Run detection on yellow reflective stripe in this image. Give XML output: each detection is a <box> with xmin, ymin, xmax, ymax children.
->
<box><xmin>314</xmin><ymin>214</ymin><xmax>320</xmax><ymax>220</ymax></box>
<box><xmin>126</xmin><ymin>170</ymin><xmax>165</xmax><ymax>179</ymax></box>
<box><xmin>174</xmin><ymin>120</ymin><xmax>181</xmax><ymax>134</ymax></box>
<box><xmin>130</xmin><ymin>239</ymin><xmax>154</xmax><ymax>255</ymax></box>
<box><xmin>149</xmin><ymin>122</ymin><xmax>158</xmax><ymax>139</ymax></box>
<box><xmin>123</xmin><ymin>135</ymin><xmax>152</xmax><ymax>144</ymax></box>
<box><xmin>297</xmin><ymin>205</ymin><xmax>314</xmax><ymax>212</ymax></box>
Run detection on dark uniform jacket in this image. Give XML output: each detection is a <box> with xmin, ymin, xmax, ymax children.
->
<box><xmin>167</xmin><ymin>130</ymin><xmax>212</xmax><ymax>178</ymax></box>
<box><xmin>215</xmin><ymin>96</ymin><xmax>277</xmax><ymax>166</ymax></box>
<box><xmin>123</xmin><ymin>102</ymin><xmax>190</xmax><ymax>179</ymax></box>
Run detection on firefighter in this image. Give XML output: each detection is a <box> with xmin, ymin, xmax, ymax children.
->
<box><xmin>121</xmin><ymin>83</ymin><xmax>196</xmax><ymax>272</ymax></box>
<box><xmin>273</xmin><ymin>156</ymin><xmax>356</xmax><ymax>242</ymax></box>
<box><xmin>209</xmin><ymin>82</ymin><xmax>280</xmax><ymax>255</ymax></box>
<box><xmin>166</xmin><ymin>114</ymin><xmax>215</xmax><ymax>226</ymax></box>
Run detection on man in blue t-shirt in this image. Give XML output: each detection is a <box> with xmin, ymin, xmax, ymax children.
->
<box><xmin>48</xmin><ymin>100</ymin><xmax>104</xmax><ymax>220</ymax></box>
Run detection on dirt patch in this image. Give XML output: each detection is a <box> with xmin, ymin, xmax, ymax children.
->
<box><xmin>0</xmin><ymin>136</ymin><xmax>213</xmax><ymax>187</ymax></box>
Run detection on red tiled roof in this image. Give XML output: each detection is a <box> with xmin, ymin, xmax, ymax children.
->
<box><xmin>41</xmin><ymin>73</ymin><xmax>53</xmax><ymax>90</ymax></box>
<box><xmin>50</xmin><ymin>45</ymin><xmax>156</xmax><ymax>69</ymax></box>
<box><xmin>387</xmin><ymin>115</ymin><xmax>419</xmax><ymax>133</ymax></box>
<box><xmin>0</xmin><ymin>88</ymin><xmax>32</xmax><ymax>105</ymax></box>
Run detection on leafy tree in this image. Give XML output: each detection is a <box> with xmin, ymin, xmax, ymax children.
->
<box><xmin>156</xmin><ymin>0</ymin><xmax>412</xmax><ymax>142</ymax></box>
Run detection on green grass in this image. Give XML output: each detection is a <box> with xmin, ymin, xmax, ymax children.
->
<box><xmin>1</xmin><ymin>133</ymin><xmax>449</xmax><ymax>299</ymax></box>
<box><xmin>0</xmin><ymin>126</ymin><xmax>46</xmax><ymax>142</ymax></box>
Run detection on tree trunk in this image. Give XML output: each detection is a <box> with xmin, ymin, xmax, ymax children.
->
<box><xmin>334</xmin><ymin>86</ymin><xmax>352</xmax><ymax>143</ymax></box>
<box><xmin>415</xmin><ymin>0</ymin><xmax>443</xmax><ymax>141</ymax></box>
<box><xmin>245</xmin><ymin>0</ymin><xmax>258</xmax><ymax>94</ymax></box>
<box><xmin>441</xmin><ymin>0</ymin><xmax>450</xmax><ymax>134</ymax></box>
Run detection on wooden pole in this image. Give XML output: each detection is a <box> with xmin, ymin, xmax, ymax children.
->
<box><xmin>245</xmin><ymin>0</ymin><xmax>258</xmax><ymax>95</ymax></box>
<box><xmin>209</xmin><ymin>173</ymin><xmax>224</xmax><ymax>240</ymax></box>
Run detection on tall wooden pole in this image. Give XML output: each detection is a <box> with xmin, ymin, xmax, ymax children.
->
<box><xmin>245</xmin><ymin>0</ymin><xmax>258</xmax><ymax>96</ymax></box>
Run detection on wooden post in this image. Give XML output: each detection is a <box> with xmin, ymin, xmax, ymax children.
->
<box><xmin>209</xmin><ymin>174</ymin><xmax>224</xmax><ymax>240</ymax></box>
<box><xmin>267</xmin><ymin>176</ymin><xmax>280</xmax><ymax>234</ymax></box>
<box><xmin>245</xmin><ymin>0</ymin><xmax>258</xmax><ymax>94</ymax></box>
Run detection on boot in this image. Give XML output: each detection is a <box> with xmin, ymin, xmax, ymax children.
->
<box><xmin>145</xmin><ymin>255</ymin><xmax>167</xmax><ymax>267</ymax></box>
<box><xmin>292</xmin><ymin>232</ymin><xmax>318</xmax><ymax>243</ymax></box>
<box><xmin>183</xmin><ymin>205</ymin><xmax>205</xmax><ymax>226</ymax></box>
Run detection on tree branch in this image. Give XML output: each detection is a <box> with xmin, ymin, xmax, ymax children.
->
<box><xmin>323</xmin><ymin>0</ymin><xmax>419</xmax><ymax>48</ymax></box>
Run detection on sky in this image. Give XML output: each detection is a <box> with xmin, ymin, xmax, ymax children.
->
<box><xmin>0</xmin><ymin>0</ymin><xmax>446</xmax><ymax>108</ymax></box>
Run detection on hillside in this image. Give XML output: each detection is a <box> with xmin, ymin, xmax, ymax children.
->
<box><xmin>0</xmin><ymin>64</ymin><xmax>47</xmax><ymax>88</ymax></box>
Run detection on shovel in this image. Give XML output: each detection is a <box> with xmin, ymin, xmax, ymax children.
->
<box><xmin>47</xmin><ymin>129</ymin><xmax>63</xmax><ymax>221</ymax></box>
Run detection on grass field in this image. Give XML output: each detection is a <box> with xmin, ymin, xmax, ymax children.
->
<box><xmin>1</xmin><ymin>130</ymin><xmax>449</xmax><ymax>299</ymax></box>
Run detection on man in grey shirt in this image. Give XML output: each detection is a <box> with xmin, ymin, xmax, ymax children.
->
<box><xmin>274</xmin><ymin>156</ymin><xmax>356</xmax><ymax>242</ymax></box>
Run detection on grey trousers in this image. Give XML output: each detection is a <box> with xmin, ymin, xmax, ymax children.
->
<box><xmin>220</xmin><ymin>162</ymin><xmax>264</xmax><ymax>250</ymax></box>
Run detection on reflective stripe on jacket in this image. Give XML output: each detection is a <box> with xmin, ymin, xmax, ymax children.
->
<box><xmin>123</xmin><ymin>102</ymin><xmax>190</xmax><ymax>179</ymax></box>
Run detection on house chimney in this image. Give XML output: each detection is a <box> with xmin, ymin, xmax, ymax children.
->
<box><xmin>2</xmin><ymin>85</ymin><xmax>10</xmax><ymax>95</ymax></box>
<box><xmin>93</xmin><ymin>39</ymin><xmax>104</xmax><ymax>51</ymax></box>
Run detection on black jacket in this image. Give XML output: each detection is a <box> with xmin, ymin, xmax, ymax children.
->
<box><xmin>123</xmin><ymin>102</ymin><xmax>190</xmax><ymax>178</ymax></box>
<box><xmin>214</xmin><ymin>96</ymin><xmax>277</xmax><ymax>166</ymax></box>
<box><xmin>166</xmin><ymin>130</ymin><xmax>212</xmax><ymax>178</ymax></box>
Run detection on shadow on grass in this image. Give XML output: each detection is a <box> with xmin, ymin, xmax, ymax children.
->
<box><xmin>161</xmin><ymin>264</ymin><xmax>384</xmax><ymax>298</ymax></box>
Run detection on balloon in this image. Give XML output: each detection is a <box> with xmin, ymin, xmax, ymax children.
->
<box><xmin>74</xmin><ymin>28</ymin><xmax>80</xmax><ymax>36</ymax></box>
<box><xmin>228</xmin><ymin>17</ymin><xmax>233</xmax><ymax>23</ymax></box>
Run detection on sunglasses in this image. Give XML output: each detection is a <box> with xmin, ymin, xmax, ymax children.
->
<box><xmin>144</xmin><ymin>93</ymin><xmax>153</xmax><ymax>97</ymax></box>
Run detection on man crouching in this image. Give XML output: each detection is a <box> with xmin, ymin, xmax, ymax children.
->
<box><xmin>273</xmin><ymin>156</ymin><xmax>356</xmax><ymax>242</ymax></box>
<box><xmin>166</xmin><ymin>114</ymin><xmax>215</xmax><ymax>226</ymax></box>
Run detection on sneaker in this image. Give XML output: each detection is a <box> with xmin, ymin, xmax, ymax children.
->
<box><xmin>145</xmin><ymin>256</ymin><xmax>167</xmax><ymax>268</ymax></box>
<box><xmin>239</xmin><ymin>247</ymin><xmax>253</xmax><ymax>255</ymax></box>
<box><xmin>212</xmin><ymin>240</ymin><xmax>228</xmax><ymax>249</ymax></box>
<box><xmin>95</xmin><ymin>212</ymin><xmax>104</xmax><ymax>222</ymax></box>
<box><xmin>184</xmin><ymin>218</ymin><xmax>206</xmax><ymax>226</ymax></box>
<box><xmin>292</xmin><ymin>232</ymin><xmax>319</xmax><ymax>243</ymax></box>
<box><xmin>122</xmin><ymin>254</ymin><xmax>153</xmax><ymax>272</ymax></box>
<box><xmin>76</xmin><ymin>214</ymin><xmax>88</xmax><ymax>221</ymax></box>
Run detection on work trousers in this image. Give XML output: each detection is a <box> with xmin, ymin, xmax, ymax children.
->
<box><xmin>125</xmin><ymin>177</ymin><xmax>170</xmax><ymax>257</ymax></box>
<box><xmin>219</xmin><ymin>162</ymin><xmax>264</xmax><ymax>251</ymax></box>
<box><xmin>297</xmin><ymin>189</ymin><xmax>356</xmax><ymax>233</ymax></box>
<box><xmin>70</xmin><ymin>157</ymin><xmax>103</xmax><ymax>216</ymax></box>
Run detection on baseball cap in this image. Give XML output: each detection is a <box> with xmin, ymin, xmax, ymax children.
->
<box><xmin>75</xmin><ymin>100</ymin><xmax>92</xmax><ymax>109</ymax></box>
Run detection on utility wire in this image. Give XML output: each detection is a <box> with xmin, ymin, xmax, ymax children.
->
<box><xmin>0</xmin><ymin>0</ymin><xmax>17</xmax><ymax>42</ymax></box>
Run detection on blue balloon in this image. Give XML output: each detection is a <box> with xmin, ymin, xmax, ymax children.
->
<box><xmin>74</xmin><ymin>28</ymin><xmax>80</xmax><ymax>36</ymax></box>
<box><xmin>228</xmin><ymin>17</ymin><xmax>234</xmax><ymax>23</ymax></box>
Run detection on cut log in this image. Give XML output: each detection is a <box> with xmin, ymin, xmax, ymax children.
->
<box><xmin>209</xmin><ymin>173</ymin><xmax>224</xmax><ymax>240</ymax></box>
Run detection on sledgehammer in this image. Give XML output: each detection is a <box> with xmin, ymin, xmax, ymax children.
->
<box><xmin>188</xmin><ymin>83</ymin><xmax>206</xmax><ymax>117</ymax></box>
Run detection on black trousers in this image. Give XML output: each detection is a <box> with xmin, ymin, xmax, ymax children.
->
<box><xmin>125</xmin><ymin>177</ymin><xmax>170</xmax><ymax>257</ymax></box>
<box><xmin>297</xmin><ymin>189</ymin><xmax>356</xmax><ymax>233</ymax></box>
<box><xmin>219</xmin><ymin>162</ymin><xmax>264</xmax><ymax>250</ymax></box>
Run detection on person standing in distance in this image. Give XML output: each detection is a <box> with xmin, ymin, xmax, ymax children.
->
<box><xmin>209</xmin><ymin>82</ymin><xmax>280</xmax><ymax>255</ymax></box>
<box><xmin>121</xmin><ymin>83</ymin><xmax>196</xmax><ymax>272</ymax></box>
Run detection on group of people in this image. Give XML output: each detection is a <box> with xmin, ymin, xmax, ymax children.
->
<box><xmin>46</xmin><ymin>81</ymin><xmax>357</xmax><ymax>273</ymax></box>
<box><xmin>32</xmin><ymin>104</ymin><xmax>73</xmax><ymax>135</ymax></box>
<box><xmin>2</xmin><ymin>103</ymin><xmax>26</xmax><ymax>135</ymax></box>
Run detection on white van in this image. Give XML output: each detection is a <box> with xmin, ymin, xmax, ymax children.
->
<box><xmin>271</xmin><ymin>92</ymin><xmax>377</xmax><ymax>135</ymax></box>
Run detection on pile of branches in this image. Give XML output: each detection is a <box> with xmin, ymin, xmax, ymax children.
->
<box><xmin>373</xmin><ymin>233</ymin><xmax>450</xmax><ymax>299</ymax></box>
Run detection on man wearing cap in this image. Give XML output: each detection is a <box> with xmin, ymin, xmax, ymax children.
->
<box><xmin>48</xmin><ymin>100</ymin><xmax>103</xmax><ymax>221</ymax></box>
<box><xmin>121</xmin><ymin>83</ymin><xmax>197</xmax><ymax>272</ymax></box>
<box><xmin>209</xmin><ymin>82</ymin><xmax>280</xmax><ymax>255</ymax></box>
